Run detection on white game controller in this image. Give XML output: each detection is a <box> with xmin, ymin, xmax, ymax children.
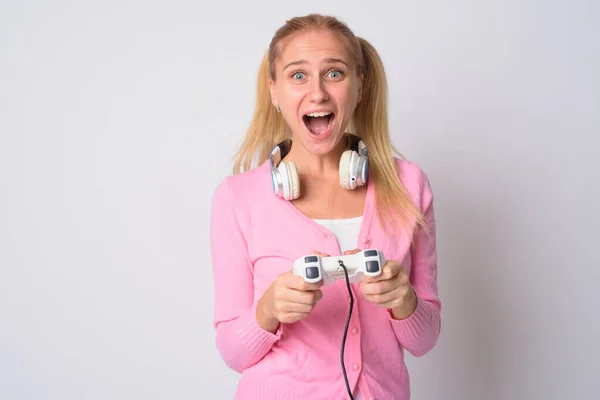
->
<box><xmin>293</xmin><ymin>249</ymin><xmax>385</xmax><ymax>286</ymax></box>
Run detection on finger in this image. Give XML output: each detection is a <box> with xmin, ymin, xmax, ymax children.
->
<box><xmin>276</xmin><ymin>300</ymin><xmax>317</xmax><ymax>314</ymax></box>
<box><xmin>371</xmin><ymin>291</ymin><xmax>413</xmax><ymax>309</ymax></box>
<box><xmin>343</xmin><ymin>248</ymin><xmax>361</xmax><ymax>255</ymax></box>
<box><xmin>279</xmin><ymin>312</ymin><xmax>310</xmax><ymax>324</ymax></box>
<box><xmin>283</xmin><ymin>273</ymin><xmax>323</xmax><ymax>291</ymax></box>
<box><xmin>311</xmin><ymin>250</ymin><xmax>330</xmax><ymax>257</ymax></box>
<box><xmin>362</xmin><ymin>263</ymin><xmax>402</xmax><ymax>283</ymax></box>
<box><xmin>362</xmin><ymin>286</ymin><xmax>404</xmax><ymax>306</ymax></box>
<box><xmin>290</xmin><ymin>277</ymin><xmax>324</xmax><ymax>292</ymax></box>
<box><xmin>398</xmin><ymin>272</ymin><xmax>410</xmax><ymax>287</ymax></box>
<box><xmin>286</xmin><ymin>268</ymin><xmax>319</xmax><ymax>285</ymax></box>
<box><xmin>360</xmin><ymin>279</ymin><xmax>396</xmax><ymax>296</ymax></box>
<box><xmin>286</xmin><ymin>288</ymin><xmax>323</xmax><ymax>305</ymax></box>
<box><xmin>277</xmin><ymin>282</ymin><xmax>323</xmax><ymax>302</ymax></box>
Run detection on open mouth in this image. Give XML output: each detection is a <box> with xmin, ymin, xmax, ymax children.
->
<box><xmin>303</xmin><ymin>112</ymin><xmax>335</xmax><ymax>136</ymax></box>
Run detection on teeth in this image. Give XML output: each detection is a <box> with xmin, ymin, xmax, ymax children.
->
<box><xmin>306</xmin><ymin>111</ymin><xmax>332</xmax><ymax>117</ymax></box>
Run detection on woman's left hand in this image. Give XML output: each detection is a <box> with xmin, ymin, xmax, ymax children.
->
<box><xmin>344</xmin><ymin>249</ymin><xmax>417</xmax><ymax>320</ymax></box>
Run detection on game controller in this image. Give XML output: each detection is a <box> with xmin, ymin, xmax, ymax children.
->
<box><xmin>293</xmin><ymin>249</ymin><xmax>385</xmax><ymax>286</ymax></box>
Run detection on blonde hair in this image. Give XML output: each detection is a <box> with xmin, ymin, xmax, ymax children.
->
<box><xmin>232</xmin><ymin>14</ymin><xmax>424</xmax><ymax>235</ymax></box>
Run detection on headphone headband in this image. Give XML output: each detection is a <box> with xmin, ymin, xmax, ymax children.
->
<box><xmin>269</xmin><ymin>138</ymin><xmax>292</xmax><ymax>169</ymax></box>
<box><xmin>270</xmin><ymin>134</ymin><xmax>363</xmax><ymax>162</ymax></box>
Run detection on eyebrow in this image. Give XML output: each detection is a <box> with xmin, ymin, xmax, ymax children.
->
<box><xmin>283</xmin><ymin>58</ymin><xmax>349</xmax><ymax>71</ymax></box>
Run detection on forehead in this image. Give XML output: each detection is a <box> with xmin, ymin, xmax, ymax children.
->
<box><xmin>276</xmin><ymin>30</ymin><xmax>353</xmax><ymax>66</ymax></box>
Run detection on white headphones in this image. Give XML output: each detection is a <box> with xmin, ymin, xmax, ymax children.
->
<box><xmin>269</xmin><ymin>134</ymin><xmax>369</xmax><ymax>200</ymax></box>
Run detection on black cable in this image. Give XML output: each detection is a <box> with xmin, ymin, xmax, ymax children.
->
<box><xmin>338</xmin><ymin>259</ymin><xmax>354</xmax><ymax>400</ymax></box>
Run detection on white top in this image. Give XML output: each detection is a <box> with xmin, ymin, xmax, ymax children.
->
<box><xmin>312</xmin><ymin>215</ymin><xmax>365</xmax><ymax>399</ymax></box>
<box><xmin>312</xmin><ymin>215</ymin><xmax>363</xmax><ymax>253</ymax></box>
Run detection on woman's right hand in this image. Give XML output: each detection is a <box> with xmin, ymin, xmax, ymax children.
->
<box><xmin>256</xmin><ymin>251</ymin><xmax>327</xmax><ymax>333</ymax></box>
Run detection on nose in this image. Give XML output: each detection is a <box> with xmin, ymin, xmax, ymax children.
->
<box><xmin>308</xmin><ymin>77</ymin><xmax>329</xmax><ymax>103</ymax></box>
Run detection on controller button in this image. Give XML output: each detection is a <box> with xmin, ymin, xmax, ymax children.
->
<box><xmin>306</xmin><ymin>266</ymin><xmax>320</xmax><ymax>279</ymax></box>
<box><xmin>304</xmin><ymin>255</ymin><xmax>318</xmax><ymax>263</ymax></box>
<box><xmin>366</xmin><ymin>260</ymin><xmax>380</xmax><ymax>273</ymax></box>
<box><xmin>364</xmin><ymin>249</ymin><xmax>378</xmax><ymax>257</ymax></box>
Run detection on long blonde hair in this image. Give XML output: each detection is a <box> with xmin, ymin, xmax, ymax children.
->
<box><xmin>232</xmin><ymin>14</ymin><xmax>424</xmax><ymax>235</ymax></box>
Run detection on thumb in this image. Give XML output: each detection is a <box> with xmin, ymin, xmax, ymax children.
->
<box><xmin>343</xmin><ymin>248</ymin><xmax>361</xmax><ymax>255</ymax></box>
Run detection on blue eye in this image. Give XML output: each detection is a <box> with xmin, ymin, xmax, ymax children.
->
<box><xmin>328</xmin><ymin>70</ymin><xmax>343</xmax><ymax>78</ymax></box>
<box><xmin>292</xmin><ymin>72</ymin><xmax>305</xmax><ymax>80</ymax></box>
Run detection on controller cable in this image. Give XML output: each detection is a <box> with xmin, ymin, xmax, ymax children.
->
<box><xmin>338</xmin><ymin>259</ymin><xmax>355</xmax><ymax>400</ymax></box>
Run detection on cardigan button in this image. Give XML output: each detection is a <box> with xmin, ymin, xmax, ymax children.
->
<box><xmin>351</xmin><ymin>327</ymin><xmax>359</xmax><ymax>335</ymax></box>
<box><xmin>361</xmin><ymin>237</ymin><xmax>369</xmax><ymax>244</ymax></box>
<box><xmin>352</xmin><ymin>363</ymin><xmax>360</xmax><ymax>371</ymax></box>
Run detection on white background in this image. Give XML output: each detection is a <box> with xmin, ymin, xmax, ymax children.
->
<box><xmin>1</xmin><ymin>1</ymin><xmax>599</xmax><ymax>399</ymax></box>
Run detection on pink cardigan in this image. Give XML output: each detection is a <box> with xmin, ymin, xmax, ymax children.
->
<box><xmin>210</xmin><ymin>157</ymin><xmax>441</xmax><ymax>400</ymax></box>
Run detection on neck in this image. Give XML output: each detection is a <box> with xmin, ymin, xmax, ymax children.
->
<box><xmin>284</xmin><ymin>139</ymin><xmax>347</xmax><ymax>181</ymax></box>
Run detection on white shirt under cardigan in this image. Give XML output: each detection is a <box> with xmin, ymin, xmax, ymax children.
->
<box><xmin>312</xmin><ymin>215</ymin><xmax>363</xmax><ymax>254</ymax></box>
<box><xmin>312</xmin><ymin>216</ymin><xmax>365</xmax><ymax>400</ymax></box>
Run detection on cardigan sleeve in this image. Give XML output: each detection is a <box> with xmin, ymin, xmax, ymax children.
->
<box><xmin>210</xmin><ymin>178</ymin><xmax>282</xmax><ymax>373</ymax></box>
<box><xmin>388</xmin><ymin>167</ymin><xmax>442</xmax><ymax>357</ymax></box>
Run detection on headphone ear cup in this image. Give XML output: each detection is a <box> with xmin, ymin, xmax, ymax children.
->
<box><xmin>357</xmin><ymin>156</ymin><xmax>368</xmax><ymax>186</ymax></box>
<box><xmin>339</xmin><ymin>150</ymin><xmax>353</xmax><ymax>190</ymax></box>
<box><xmin>275</xmin><ymin>161</ymin><xmax>300</xmax><ymax>200</ymax></box>
<box><xmin>356</xmin><ymin>139</ymin><xmax>368</xmax><ymax>187</ymax></box>
<box><xmin>277</xmin><ymin>162</ymin><xmax>291</xmax><ymax>200</ymax></box>
<box><xmin>286</xmin><ymin>162</ymin><xmax>300</xmax><ymax>200</ymax></box>
<box><xmin>348</xmin><ymin>151</ymin><xmax>360</xmax><ymax>190</ymax></box>
<box><xmin>338</xmin><ymin>136</ymin><xmax>369</xmax><ymax>190</ymax></box>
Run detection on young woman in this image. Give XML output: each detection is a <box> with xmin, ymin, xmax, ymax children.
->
<box><xmin>210</xmin><ymin>13</ymin><xmax>441</xmax><ymax>400</ymax></box>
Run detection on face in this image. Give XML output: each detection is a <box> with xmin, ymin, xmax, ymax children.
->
<box><xmin>269</xmin><ymin>29</ymin><xmax>363</xmax><ymax>155</ymax></box>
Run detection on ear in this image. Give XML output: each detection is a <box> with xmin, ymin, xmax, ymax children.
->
<box><xmin>269</xmin><ymin>79</ymin><xmax>277</xmax><ymax>107</ymax></box>
<box><xmin>357</xmin><ymin>73</ymin><xmax>364</xmax><ymax>104</ymax></box>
